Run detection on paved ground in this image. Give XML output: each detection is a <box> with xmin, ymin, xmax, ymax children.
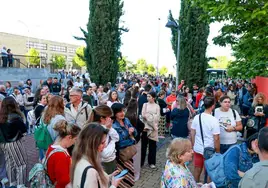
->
<box><xmin>23</xmin><ymin>135</ymin><xmax>199</xmax><ymax>187</ymax></box>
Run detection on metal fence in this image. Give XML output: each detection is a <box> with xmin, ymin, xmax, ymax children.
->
<box><xmin>0</xmin><ymin>54</ymin><xmax>49</xmax><ymax>69</ymax></box>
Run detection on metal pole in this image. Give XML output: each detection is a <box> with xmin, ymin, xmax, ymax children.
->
<box><xmin>156</xmin><ymin>18</ymin><xmax>161</xmax><ymax>76</ymax></box>
<box><xmin>175</xmin><ymin>28</ymin><xmax>180</xmax><ymax>90</ymax></box>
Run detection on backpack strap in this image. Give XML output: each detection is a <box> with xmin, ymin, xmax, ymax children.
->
<box><xmin>81</xmin><ymin>166</ymin><xmax>100</xmax><ymax>188</ymax></box>
<box><xmin>232</xmin><ymin>109</ymin><xmax>236</xmax><ymax>120</ymax></box>
<box><xmin>43</xmin><ymin>148</ymin><xmax>66</xmax><ymax>170</ymax></box>
<box><xmin>199</xmin><ymin>113</ymin><xmax>205</xmax><ymax>146</ymax></box>
<box><xmin>82</xmin><ymin>101</ymin><xmax>89</xmax><ymax>120</ymax></box>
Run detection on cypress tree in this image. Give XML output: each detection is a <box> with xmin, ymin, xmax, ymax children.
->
<box><xmin>169</xmin><ymin>0</ymin><xmax>209</xmax><ymax>88</ymax></box>
<box><xmin>76</xmin><ymin>0</ymin><xmax>125</xmax><ymax>85</ymax></box>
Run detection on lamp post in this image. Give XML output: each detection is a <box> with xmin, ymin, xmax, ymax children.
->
<box><xmin>18</xmin><ymin>20</ymin><xmax>30</xmax><ymax>68</ymax></box>
<box><xmin>156</xmin><ymin>18</ymin><xmax>161</xmax><ymax>76</ymax></box>
<box><xmin>166</xmin><ymin>20</ymin><xmax>180</xmax><ymax>90</ymax></box>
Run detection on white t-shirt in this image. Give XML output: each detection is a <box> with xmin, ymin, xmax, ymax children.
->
<box><xmin>192</xmin><ymin>113</ymin><xmax>220</xmax><ymax>155</ymax></box>
<box><xmin>214</xmin><ymin>108</ymin><xmax>241</xmax><ymax>145</ymax></box>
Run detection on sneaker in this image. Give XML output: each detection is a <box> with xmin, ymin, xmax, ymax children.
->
<box><xmin>149</xmin><ymin>164</ymin><xmax>156</xmax><ymax>169</ymax></box>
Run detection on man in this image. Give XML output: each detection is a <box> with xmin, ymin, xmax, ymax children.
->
<box><xmin>239</xmin><ymin>127</ymin><xmax>268</xmax><ymax>188</ymax></box>
<box><xmin>51</xmin><ymin>77</ymin><xmax>61</xmax><ymax>95</ymax></box>
<box><xmin>1</xmin><ymin>47</ymin><xmax>8</xmax><ymax>68</ymax></box>
<box><xmin>166</xmin><ymin>89</ymin><xmax>177</xmax><ymax>128</ymax></box>
<box><xmin>192</xmin><ymin>84</ymin><xmax>199</xmax><ymax>107</ymax></box>
<box><xmin>90</xmin><ymin>83</ymin><xmax>98</xmax><ymax>106</ymax></box>
<box><xmin>237</xmin><ymin>82</ymin><xmax>247</xmax><ymax>114</ymax></box>
<box><xmin>117</xmin><ymin>83</ymin><xmax>125</xmax><ymax>103</ymax></box>
<box><xmin>0</xmin><ymin>85</ymin><xmax>7</xmax><ymax>98</ymax></box>
<box><xmin>65</xmin><ymin>88</ymin><xmax>92</xmax><ymax>128</ymax></box>
<box><xmin>83</xmin><ymin>86</ymin><xmax>95</xmax><ymax>107</ymax></box>
<box><xmin>97</xmin><ymin>85</ymin><xmax>108</xmax><ymax>105</ymax></box>
<box><xmin>74</xmin><ymin>77</ymin><xmax>83</xmax><ymax>89</ymax></box>
<box><xmin>191</xmin><ymin>96</ymin><xmax>220</xmax><ymax>182</ymax></box>
<box><xmin>10</xmin><ymin>87</ymin><xmax>24</xmax><ymax>109</ymax></box>
<box><xmin>42</xmin><ymin>77</ymin><xmax>53</xmax><ymax>92</ymax></box>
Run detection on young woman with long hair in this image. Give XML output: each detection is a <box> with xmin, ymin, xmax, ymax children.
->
<box><xmin>157</xmin><ymin>90</ymin><xmax>168</xmax><ymax>138</ymax></box>
<box><xmin>107</xmin><ymin>91</ymin><xmax>120</xmax><ymax>107</ymax></box>
<box><xmin>141</xmin><ymin>91</ymin><xmax>160</xmax><ymax>169</ymax></box>
<box><xmin>71</xmin><ymin>123</ymin><xmax>122</xmax><ymax>188</ymax></box>
<box><xmin>90</xmin><ymin>105</ymin><xmax>119</xmax><ymax>174</ymax></box>
<box><xmin>0</xmin><ymin>97</ymin><xmax>27</xmax><ymax>187</ymax></box>
<box><xmin>38</xmin><ymin>96</ymin><xmax>65</xmax><ymax>160</ymax></box>
<box><xmin>46</xmin><ymin>120</ymin><xmax>81</xmax><ymax>188</ymax></box>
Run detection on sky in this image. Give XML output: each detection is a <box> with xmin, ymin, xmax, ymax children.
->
<box><xmin>0</xmin><ymin>0</ymin><xmax>232</xmax><ymax>74</ymax></box>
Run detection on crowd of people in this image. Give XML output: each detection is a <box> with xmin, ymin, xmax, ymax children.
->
<box><xmin>0</xmin><ymin>72</ymin><xmax>267</xmax><ymax>188</ymax></box>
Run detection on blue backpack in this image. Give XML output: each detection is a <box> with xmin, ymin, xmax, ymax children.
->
<box><xmin>204</xmin><ymin>145</ymin><xmax>241</xmax><ymax>187</ymax></box>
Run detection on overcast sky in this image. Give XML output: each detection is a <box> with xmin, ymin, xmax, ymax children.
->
<box><xmin>0</xmin><ymin>0</ymin><xmax>232</xmax><ymax>73</ymax></box>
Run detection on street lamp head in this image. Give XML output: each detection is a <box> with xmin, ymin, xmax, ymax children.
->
<box><xmin>165</xmin><ymin>20</ymin><xmax>178</xmax><ymax>29</ymax></box>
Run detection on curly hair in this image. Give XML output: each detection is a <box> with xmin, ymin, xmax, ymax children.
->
<box><xmin>43</xmin><ymin>96</ymin><xmax>64</xmax><ymax>124</ymax></box>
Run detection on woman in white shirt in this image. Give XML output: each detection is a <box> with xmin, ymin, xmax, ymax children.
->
<box><xmin>214</xmin><ymin>95</ymin><xmax>243</xmax><ymax>153</ymax></box>
<box><xmin>107</xmin><ymin>91</ymin><xmax>120</xmax><ymax>107</ymax></box>
<box><xmin>71</xmin><ymin>123</ymin><xmax>122</xmax><ymax>188</ymax></box>
<box><xmin>90</xmin><ymin>105</ymin><xmax>119</xmax><ymax>174</ymax></box>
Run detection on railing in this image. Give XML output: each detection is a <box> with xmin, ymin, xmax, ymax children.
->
<box><xmin>0</xmin><ymin>54</ymin><xmax>48</xmax><ymax>69</ymax></box>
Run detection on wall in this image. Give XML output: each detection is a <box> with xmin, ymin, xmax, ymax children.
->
<box><xmin>254</xmin><ymin>76</ymin><xmax>268</xmax><ymax>97</ymax></box>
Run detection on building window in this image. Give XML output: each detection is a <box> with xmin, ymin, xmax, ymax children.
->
<box><xmin>26</xmin><ymin>41</ymin><xmax>47</xmax><ymax>50</ymax></box>
<box><xmin>50</xmin><ymin>45</ymin><xmax>67</xmax><ymax>52</ymax></box>
<box><xmin>67</xmin><ymin>56</ymin><xmax>74</xmax><ymax>62</ymax></box>
<box><xmin>68</xmin><ymin>48</ymin><xmax>76</xmax><ymax>53</ymax></box>
<box><xmin>40</xmin><ymin>52</ymin><xmax>47</xmax><ymax>58</ymax></box>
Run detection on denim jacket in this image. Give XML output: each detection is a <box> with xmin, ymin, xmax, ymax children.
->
<box><xmin>112</xmin><ymin>118</ymin><xmax>137</xmax><ymax>150</ymax></box>
<box><xmin>224</xmin><ymin>142</ymin><xmax>259</xmax><ymax>188</ymax></box>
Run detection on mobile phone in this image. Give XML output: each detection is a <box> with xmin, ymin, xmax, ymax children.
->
<box><xmin>114</xmin><ymin>169</ymin><xmax>128</xmax><ymax>179</ymax></box>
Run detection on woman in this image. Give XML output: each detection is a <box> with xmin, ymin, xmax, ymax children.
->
<box><xmin>141</xmin><ymin>91</ymin><xmax>160</xmax><ymax>169</ymax></box>
<box><xmin>38</xmin><ymin>96</ymin><xmax>65</xmax><ymax>160</ymax></box>
<box><xmin>5</xmin><ymin>81</ymin><xmax>13</xmax><ymax>96</ymax></box>
<box><xmin>107</xmin><ymin>91</ymin><xmax>120</xmax><ymax>107</ymax></box>
<box><xmin>157</xmin><ymin>90</ymin><xmax>168</xmax><ymax>138</ymax></box>
<box><xmin>248</xmin><ymin>93</ymin><xmax>268</xmax><ymax>132</ymax></box>
<box><xmin>170</xmin><ymin>96</ymin><xmax>190</xmax><ymax>139</ymax></box>
<box><xmin>161</xmin><ymin>138</ymin><xmax>197</xmax><ymax>187</ymax></box>
<box><xmin>46</xmin><ymin>120</ymin><xmax>81</xmax><ymax>188</ymax></box>
<box><xmin>34</xmin><ymin>94</ymin><xmax>48</xmax><ymax>121</ymax></box>
<box><xmin>71</xmin><ymin>123</ymin><xmax>122</xmax><ymax>188</ymax></box>
<box><xmin>64</xmin><ymin>85</ymin><xmax>72</xmax><ymax>103</ymax></box>
<box><xmin>23</xmin><ymin>87</ymin><xmax>35</xmax><ymax>131</ymax></box>
<box><xmin>0</xmin><ymin>97</ymin><xmax>27</xmax><ymax>187</ymax></box>
<box><xmin>90</xmin><ymin>105</ymin><xmax>119</xmax><ymax>174</ymax></box>
<box><xmin>125</xmin><ymin>98</ymin><xmax>140</xmax><ymax>181</ymax></box>
<box><xmin>227</xmin><ymin>84</ymin><xmax>237</xmax><ymax>107</ymax></box>
<box><xmin>25</xmin><ymin>79</ymin><xmax>33</xmax><ymax>91</ymax></box>
<box><xmin>214</xmin><ymin>95</ymin><xmax>243</xmax><ymax>153</ymax></box>
<box><xmin>112</xmin><ymin>103</ymin><xmax>137</xmax><ymax>187</ymax></box>
<box><xmin>223</xmin><ymin>133</ymin><xmax>259</xmax><ymax>188</ymax></box>
<box><xmin>183</xmin><ymin>86</ymin><xmax>193</xmax><ymax>104</ymax></box>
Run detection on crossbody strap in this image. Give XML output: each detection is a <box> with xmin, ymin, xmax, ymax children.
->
<box><xmin>81</xmin><ymin>166</ymin><xmax>100</xmax><ymax>188</ymax></box>
<box><xmin>199</xmin><ymin>113</ymin><xmax>205</xmax><ymax>146</ymax></box>
<box><xmin>44</xmin><ymin>148</ymin><xmax>66</xmax><ymax>169</ymax></box>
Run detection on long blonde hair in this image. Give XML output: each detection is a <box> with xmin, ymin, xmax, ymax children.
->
<box><xmin>252</xmin><ymin>93</ymin><xmax>267</xmax><ymax>107</ymax></box>
<box><xmin>71</xmin><ymin>123</ymin><xmax>109</xmax><ymax>185</ymax></box>
<box><xmin>43</xmin><ymin>96</ymin><xmax>64</xmax><ymax>124</ymax></box>
<box><xmin>176</xmin><ymin>96</ymin><xmax>187</xmax><ymax>110</ymax></box>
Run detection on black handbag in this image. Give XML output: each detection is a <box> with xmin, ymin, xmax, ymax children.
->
<box><xmin>199</xmin><ymin>114</ymin><xmax>215</xmax><ymax>160</ymax></box>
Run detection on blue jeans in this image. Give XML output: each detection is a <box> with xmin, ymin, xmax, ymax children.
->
<box><xmin>39</xmin><ymin>149</ymin><xmax>46</xmax><ymax>161</ymax></box>
<box><xmin>220</xmin><ymin>144</ymin><xmax>235</xmax><ymax>154</ymax></box>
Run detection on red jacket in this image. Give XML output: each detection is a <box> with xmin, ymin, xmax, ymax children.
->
<box><xmin>46</xmin><ymin>145</ymin><xmax>71</xmax><ymax>188</ymax></box>
<box><xmin>195</xmin><ymin>92</ymin><xmax>203</xmax><ymax>108</ymax></box>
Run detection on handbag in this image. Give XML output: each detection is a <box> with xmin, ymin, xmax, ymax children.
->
<box><xmin>119</xmin><ymin>145</ymin><xmax>137</xmax><ymax>162</ymax></box>
<box><xmin>199</xmin><ymin>114</ymin><xmax>215</xmax><ymax>160</ymax></box>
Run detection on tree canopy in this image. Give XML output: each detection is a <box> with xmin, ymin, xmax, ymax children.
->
<box><xmin>26</xmin><ymin>48</ymin><xmax>40</xmax><ymax>66</ymax></box>
<box><xmin>72</xmin><ymin>46</ymin><xmax>86</xmax><ymax>68</ymax></box>
<box><xmin>159</xmin><ymin>66</ymin><xmax>168</xmax><ymax>76</ymax></box>
<box><xmin>75</xmin><ymin>0</ymin><xmax>127</xmax><ymax>85</ymax></box>
<box><xmin>51</xmin><ymin>54</ymin><xmax>66</xmax><ymax>69</ymax></box>
<box><xmin>209</xmin><ymin>56</ymin><xmax>230</xmax><ymax>69</ymax></box>
<box><xmin>168</xmin><ymin>0</ymin><xmax>209</xmax><ymax>88</ymax></box>
<box><xmin>192</xmin><ymin>0</ymin><xmax>268</xmax><ymax>78</ymax></box>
